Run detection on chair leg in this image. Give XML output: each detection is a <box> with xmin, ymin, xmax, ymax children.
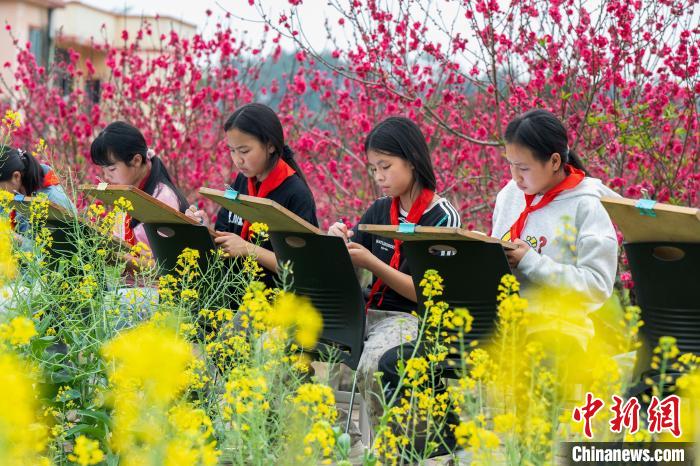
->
<box><xmin>359</xmin><ymin>393</ymin><xmax>371</xmax><ymax>445</ymax></box>
<box><xmin>345</xmin><ymin>369</ymin><xmax>359</xmax><ymax>434</ymax></box>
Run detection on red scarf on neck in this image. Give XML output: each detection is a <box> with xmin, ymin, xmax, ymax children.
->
<box><xmin>240</xmin><ymin>158</ymin><xmax>296</xmax><ymax>241</ymax></box>
<box><xmin>43</xmin><ymin>169</ymin><xmax>60</xmax><ymax>188</ymax></box>
<box><xmin>508</xmin><ymin>164</ymin><xmax>585</xmax><ymax>241</ymax></box>
<box><xmin>123</xmin><ymin>167</ymin><xmax>152</xmax><ymax>245</ymax></box>
<box><xmin>366</xmin><ymin>187</ymin><xmax>434</xmax><ymax>311</ymax></box>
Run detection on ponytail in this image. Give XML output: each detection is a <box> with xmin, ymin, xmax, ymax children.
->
<box><xmin>565</xmin><ymin>148</ymin><xmax>587</xmax><ymax>173</ymax></box>
<box><xmin>142</xmin><ymin>156</ymin><xmax>189</xmax><ymax>213</ymax></box>
<box><xmin>20</xmin><ymin>151</ymin><xmax>44</xmax><ymax>195</ymax></box>
<box><xmin>0</xmin><ymin>146</ymin><xmax>45</xmax><ymax>195</ymax></box>
<box><xmin>91</xmin><ymin>121</ymin><xmax>189</xmax><ymax>216</ymax></box>
<box><xmin>280</xmin><ymin>144</ymin><xmax>309</xmax><ymax>186</ymax></box>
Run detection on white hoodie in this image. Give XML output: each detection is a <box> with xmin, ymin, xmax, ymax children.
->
<box><xmin>491</xmin><ymin>177</ymin><xmax>621</xmax><ymax>347</ymax></box>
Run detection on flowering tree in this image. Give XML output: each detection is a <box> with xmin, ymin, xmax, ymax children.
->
<box><xmin>255</xmin><ymin>0</ymin><xmax>699</xmax><ymax>229</ymax></box>
<box><xmin>2</xmin><ymin>0</ymin><xmax>698</xmax><ymax>232</ymax></box>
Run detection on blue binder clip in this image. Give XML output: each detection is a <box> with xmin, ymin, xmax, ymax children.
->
<box><xmin>635</xmin><ymin>199</ymin><xmax>656</xmax><ymax>217</ymax></box>
<box><xmin>13</xmin><ymin>194</ymin><xmax>25</xmax><ymax>202</ymax></box>
<box><xmin>224</xmin><ymin>188</ymin><xmax>239</xmax><ymax>201</ymax></box>
<box><xmin>397</xmin><ymin>223</ymin><xmax>416</xmax><ymax>234</ymax></box>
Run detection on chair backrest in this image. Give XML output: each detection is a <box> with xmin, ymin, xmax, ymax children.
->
<box><xmin>401</xmin><ymin>240</ymin><xmax>512</xmax><ymax>342</ymax></box>
<box><xmin>625</xmin><ymin>242</ymin><xmax>700</xmax><ymax>355</ymax></box>
<box><xmin>270</xmin><ymin>232</ymin><xmax>366</xmax><ymax>370</ymax></box>
<box><xmin>45</xmin><ymin>220</ymin><xmax>80</xmax><ymax>257</ymax></box>
<box><xmin>143</xmin><ymin>223</ymin><xmax>216</xmax><ymax>276</ymax></box>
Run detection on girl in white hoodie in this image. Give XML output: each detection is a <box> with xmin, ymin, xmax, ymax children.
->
<box><xmin>491</xmin><ymin>109</ymin><xmax>620</xmax><ymax>347</ymax></box>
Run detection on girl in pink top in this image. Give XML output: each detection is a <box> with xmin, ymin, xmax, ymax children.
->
<box><xmin>89</xmin><ymin>121</ymin><xmax>189</xmax><ymax>248</ymax></box>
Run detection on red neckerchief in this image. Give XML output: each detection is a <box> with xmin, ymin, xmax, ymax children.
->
<box><xmin>42</xmin><ymin>169</ymin><xmax>60</xmax><ymax>187</ymax></box>
<box><xmin>123</xmin><ymin>166</ymin><xmax>152</xmax><ymax>246</ymax></box>
<box><xmin>240</xmin><ymin>159</ymin><xmax>296</xmax><ymax>241</ymax></box>
<box><xmin>365</xmin><ymin>188</ymin><xmax>435</xmax><ymax>311</ymax></box>
<box><xmin>508</xmin><ymin>164</ymin><xmax>585</xmax><ymax>241</ymax></box>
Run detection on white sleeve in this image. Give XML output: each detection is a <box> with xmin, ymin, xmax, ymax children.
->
<box><xmin>490</xmin><ymin>188</ymin><xmax>505</xmax><ymax>238</ymax></box>
<box><xmin>516</xmin><ymin>199</ymin><xmax>618</xmax><ymax>306</ymax></box>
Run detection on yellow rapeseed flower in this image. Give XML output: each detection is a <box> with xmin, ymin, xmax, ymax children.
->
<box><xmin>0</xmin><ymin>218</ymin><xmax>17</xmax><ymax>283</ymax></box>
<box><xmin>0</xmin><ymin>316</ymin><xmax>37</xmax><ymax>346</ymax></box>
<box><xmin>223</xmin><ymin>366</ymin><xmax>269</xmax><ymax>419</ymax></box>
<box><xmin>102</xmin><ymin>323</ymin><xmax>194</xmax><ymax>404</ymax></box>
<box><xmin>249</xmin><ymin>222</ymin><xmax>269</xmax><ymax>241</ymax></box>
<box><xmin>175</xmin><ymin>248</ymin><xmax>200</xmax><ymax>281</ymax></box>
<box><xmin>293</xmin><ymin>383</ymin><xmax>337</xmax><ymax>424</ymax></box>
<box><xmin>3</xmin><ymin>110</ymin><xmax>21</xmax><ymax>129</ymax></box>
<box><xmin>67</xmin><ymin>435</ymin><xmax>104</xmax><ymax>465</ymax></box>
<box><xmin>113</xmin><ymin>196</ymin><xmax>133</xmax><ymax>213</ymax></box>
<box><xmin>270</xmin><ymin>292</ymin><xmax>322</xmax><ymax>348</ymax></box>
<box><xmin>404</xmin><ymin>357</ymin><xmax>429</xmax><ymax>387</ymax></box>
<box><xmin>0</xmin><ymin>353</ymin><xmax>49</xmax><ymax>464</ymax></box>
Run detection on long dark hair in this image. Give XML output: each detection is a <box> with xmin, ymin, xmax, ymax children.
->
<box><xmin>0</xmin><ymin>146</ymin><xmax>45</xmax><ymax>194</ymax></box>
<box><xmin>223</xmin><ymin>103</ymin><xmax>309</xmax><ymax>187</ymax></box>
<box><xmin>90</xmin><ymin>121</ymin><xmax>189</xmax><ymax>212</ymax></box>
<box><xmin>504</xmin><ymin>109</ymin><xmax>588</xmax><ymax>174</ymax></box>
<box><xmin>364</xmin><ymin>116</ymin><xmax>437</xmax><ymax>191</ymax></box>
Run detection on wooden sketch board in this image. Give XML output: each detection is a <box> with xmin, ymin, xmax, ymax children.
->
<box><xmin>80</xmin><ymin>184</ymin><xmax>196</xmax><ymax>225</ymax></box>
<box><xmin>601</xmin><ymin>197</ymin><xmax>700</xmax><ymax>243</ymax></box>
<box><xmin>9</xmin><ymin>195</ymin><xmax>131</xmax><ymax>250</ymax></box>
<box><xmin>199</xmin><ymin>187</ymin><xmax>320</xmax><ymax>235</ymax></box>
<box><xmin>359</xmin><ymin>225</ymin><xmax>518</xmax><ymax>250</ymax></box>
<box><xmin>9</xmin><ymin>196</ymin><xmax>74</xmax><ymax>224</ymax></box>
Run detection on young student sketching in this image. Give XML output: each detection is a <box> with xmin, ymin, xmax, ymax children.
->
<box><xmin>90</xmin><ymin>121</ymin><xmax>189</xmax><ymax>248</ymax></box>
<box><xmin>89</xmin><ymin>122</ymin><xmax>191</xmax><ymax>320</ymax></box>
<box><xmin>0</xmin><ymin>145</ymin><xmax>76</xmax><ymax>232</ymax></box>
<box><xmin>327</xmin><ymin>116</ymin><xmax>460</xmax><ymax>427</ymax></box>
<box><xmin>186</xmin><ymin>103</ymin><xmax>318</xmax><ymax>288</ymax></box>
<box><xmin>490</xmin><ymin>108</ymin><xmax>620</xmax><ymax>348</ymax></box>
<box><xmin>376</xmin><ymin>109</ymin><xmax>620</xmax><ymax>456</ymax></box>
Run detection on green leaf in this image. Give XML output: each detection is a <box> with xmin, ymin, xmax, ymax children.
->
<box><xmin>57</xmin><ymin>388</ymin><xmax>81</xmax><ymax>402</ymax></box>
<box><xmin>64</xmin><ymin>423</ymin><xmax>106</xmax><ymax>439</ymax></box>
<box><xmin>77</xmin><ymin>409</ymin><xmax>111</xmax><ymax>426</ymax></box>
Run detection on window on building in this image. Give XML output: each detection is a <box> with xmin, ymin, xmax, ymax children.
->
<box><xmin>28</xmin><ymin>27</ymin><xmax>48</xmax><ymax>67</ymax></box>
<box><xmin>85</xmin><ymin>79</ymin><xmax>101</xmax><ymax>103</ymax></box>
<box><xmin>54</xmin><ymin>48</ymin><xmax>73</xmax><ymax>95</ymax></box>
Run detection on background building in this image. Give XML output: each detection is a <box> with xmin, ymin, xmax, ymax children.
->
<box><xmin>0</xmin><ymin>0</ymin><xmax>196</xmax><ymax>101</ymax></box>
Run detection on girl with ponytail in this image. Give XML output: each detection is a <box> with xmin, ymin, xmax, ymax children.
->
<box><xmin>186</xmin><ymin>103</ymin><xmax>318</xmax><ymax>285</ymax></box>
<box><xmin>491</xmin><ymin>108</ymin><xmax>620</xmax><ymax>348</ymax></box>
<box><xmin>0</xmin><ymin>146</ymin><xmax>75</xmax><ymax>230</ymax></box>
<box><xmin>327</xmin><ymin>116</ymin><xmax>461</xmax><ymax>430</ymax></box>
<box><xmin>90</xmin><ymin>121</ymin><xmax>189</xmax><ymax>247</ymax></box>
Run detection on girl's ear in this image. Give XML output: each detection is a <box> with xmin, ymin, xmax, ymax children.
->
<box><xmin>550</xmin><ymin>152</ymin><xmax>562</xmax><ymax>171</ymax></box>
<box><xmin>130</xmin><ymin>154</ymin><xmax>144</xmax><ymax>167</ymax></box>
<box><xmin>12</xmin><ymin>170</ymin><xmax>22</xmax><ymax>186</ymax></box>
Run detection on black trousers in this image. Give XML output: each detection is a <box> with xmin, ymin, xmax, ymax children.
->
<box><xmin>378</xmin><ymin>341</ymin><xmax>459</xmax><ymax>457</ymax></box>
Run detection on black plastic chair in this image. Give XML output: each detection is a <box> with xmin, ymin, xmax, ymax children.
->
<box><xmin>624</xmin><ymin>242</ymin><xmax>700</xmax><ymax>397</ymax></box>
<box><xmin>143</xmin><ymin>223</ymin><xmax>217</xmax><ymax>276</ymax></box>
<box><xmin>270</xmin><ymin>232</ymin><xmax>366</xmax><ymax>369</ymax></box>
<box><xmin>270</xmin><ymin>231</ymin><xmax>367</xmax><ymax>433</ymax></box>
<box><xmin>401</xmin><ymin>239</ymin><xmax>512</xmax><ymax>377</ymax></box>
